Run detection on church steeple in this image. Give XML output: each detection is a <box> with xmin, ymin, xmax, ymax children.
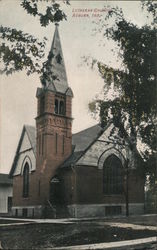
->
<box><xmin>36</xmin><ymin>24</ymin><xmax>73</xmax><ymax>185</ymax></box>
<box><xmin>41</xmin><ymin>23</ymin><xmax>73</xmax><ymax>97</ymax></box>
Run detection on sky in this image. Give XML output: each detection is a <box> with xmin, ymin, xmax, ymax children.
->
<box><xmin>0</xmin><ymin>0</ymin><xmax>150</xmax><ymax>173</ymax></box>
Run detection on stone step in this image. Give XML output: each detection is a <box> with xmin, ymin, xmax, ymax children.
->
<box><xmin>43</xmin><ymin>205</ymin><xmax>70</xmax><ymax>219</ymax></box>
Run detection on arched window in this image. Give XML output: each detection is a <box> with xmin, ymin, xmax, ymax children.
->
<box><xmin>103</xmin><ymin>154</ymin><xmax>124</xmax><ymax>195</ymax></box>
<box><xmin>55</xmin><ymin>99</ymin><xmax>59</xmax><ymax>114</ymax></box>
<box><xmin>23</xmin><ymin>163</ymin><xmax>29</xmax><ymax>198</ymax></box>
<box><xmin>59</xmin><ymin>101</ymin><xmax>65</xmax><ymax>115</ymax></box>
<box><xmin>55</xmin><ymin>98</ymin><xmax>65</xmax><ymax>115</ymax></box>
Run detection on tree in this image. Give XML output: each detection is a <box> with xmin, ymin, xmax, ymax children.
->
<box><xmin>88</xmin><ymin>0</ymin><xmax>157</xmax><ymax>211</ymax></box>
<box><xmin>0</xmin><ymin>0</ymin><xmax>69</xmax><ymax>76</ymax></box>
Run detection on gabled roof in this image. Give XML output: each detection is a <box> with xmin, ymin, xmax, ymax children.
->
<box><xmin>10</xmin><ymin>122</ymin><xmax>110</xmax><ymax>175</ymax></box>
<box><xmin>60</xmin><ymin>124</ymin><xmax>104</xmax><ymax>168</ymax></box>
<box><xmin>40</xmin><ymin>23</ymin><xmax>73</xmax><ymax>97</ymax></box>
<box><xmin>25</xmin><ymin>125</ymin><xmax>36</xmax><ymax>155</ymax></box>
<box><xmin>72</xmin><ymin>124</ymin><xmax>103</xmax><ymax>152</ymax></box>
<box><xmin>0</xmin><ymin>173</ymin><xmax>12</xmax><ymax>185</ymax></box>
<box><xmin>9</xmin><ymin>125</ymin><xmax>36</xmax><ymax>177</ymax></box>
<box><xmin>60</xmin><ymin>151</ymin><xmax>84</xmax><ymax>169</ymax></box>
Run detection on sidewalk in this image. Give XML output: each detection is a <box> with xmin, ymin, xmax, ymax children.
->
<box><xmin>0</xmin><ymin>215</ymin><xmax>157</xmax><ymax>230</ymax></box>
<box><xmin>103</xmin><ymin>222</ymin><xmax>157</xmax><ymax>231</ymax></box>
<box><xmin>0</xmin><ymin>213</ymin><xmax>157</xmax><ymax>223</ymax></box>
<box><xmin>0</xmin><ymin>216</ymin><xmax>73</xmax><ymax>224</ymax></box>
<box><xmin>52</xmin><ymin>237</ymin><xmax>157</xmax><ymax>250</ymax></box>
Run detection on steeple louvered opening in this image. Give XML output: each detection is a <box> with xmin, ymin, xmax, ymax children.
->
<box><xmin>55</xmin><ymin>94</ymin><xmax>65</xmax><ymax>116</ymax></box>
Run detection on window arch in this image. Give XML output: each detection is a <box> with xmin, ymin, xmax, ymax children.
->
<box><xmin>103</xmin><ymin>154</ymin><xmax>124</xmax><ymax>195</ymax></box>
<box><xmin>23</xmin><ymin>163</ymin><xmax>29</xmax><ymax>198</ymax></box>
<box><xmin>55</xmin><ymin>99</ymin><xmax>59</xmax><ymax>114</ymax></box>
<box><xmin>21</xmin><ymin>156</ymin><xmax>32</xmax><ymax>175</ymax></box>
<box><xmin>59</xmin><ymin>101</ymin><xmax>65</xmax><ymax>115</ymax></box>
<box><xmin>55</xmin><ymin>98</ymin><xmax>65</xmax><ymax>115</ymax></box>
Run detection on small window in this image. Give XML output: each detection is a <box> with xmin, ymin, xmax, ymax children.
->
<box><xmin>32</xmin><ymin>208</ymin><xmax>35</xmax><ymax>218</ymax></box>
<box><xmin>55</xmin><ymin>99</ymin><xmax>59</xmax><ymax>114</ymax></box>
<box><xmin>59</xmin><ymin>101</ymin><xmax>65</xmax><ymax>115</ymax></box>
<box><xmin>106</xmin><ymin>206</ymin><xmax>122</xmax><ymax>216</ymax></box>
<box><xmin>23</xmin><ymin>163</ymin><xmax>29</xmax><ymax>198</ymax></box>
<box><xmin>55</xmin><ymin>98</ymin><xmax>65</xmax><ymax>115</ymax></box>
<box><xmin>15</xmin><ymin>209</ymin><xmax>18</xmax><ymax>217</ymax></box>
<box><xmin>23</xmin><ymin>208</ymin><xmax>28</xmax><ymax>217</ymax></box>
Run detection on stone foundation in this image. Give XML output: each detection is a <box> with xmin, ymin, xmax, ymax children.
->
<box><xmin>12</xmin><ymin>205</ymin><xmax>42</xmax><ymax>218</ymax></box>
<box><xmin>68</xmin><ymin>203</ymin><xmax>144</xmax><ymax>218</ymax></box>
<box><xmin>12</xmin><ymin>203</ymin><xmax>144</xmax><ymax>218</ymax></box>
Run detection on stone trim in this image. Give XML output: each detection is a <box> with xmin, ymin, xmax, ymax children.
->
<box><xmin>12</xmin><ymin>205</ymin><xmax>42</xmax><ymax>209</ymax></box>
<box><xmin>98</xmin><ymin>147</ymin><xmax>126</xmax><ymax>169</ymax></box>
<box><xmin>21</xmin><ymin>155</ymin><xmax>32</xmax><ymax>175</ymax></box>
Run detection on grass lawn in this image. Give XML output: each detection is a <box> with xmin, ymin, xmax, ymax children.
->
<box><xmin>0</xmin><ymin>221</ymin><xmax>157</xmax><ymax>249</ymax></box>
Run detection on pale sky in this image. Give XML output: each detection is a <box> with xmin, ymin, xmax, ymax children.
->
<box><xmin>0</xmin><ymin>0</ymin><xmax>150</xmax><ymax>173</ymax></box>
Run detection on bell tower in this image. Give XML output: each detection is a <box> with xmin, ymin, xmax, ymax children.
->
<box><xmin>35</xmin><ymin>24</ymin><xmax>73</xmax><ymax>201</ymax></box>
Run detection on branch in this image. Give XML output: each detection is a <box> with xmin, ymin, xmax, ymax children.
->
<box><xmin>0</xmin><ymin>26</ymin><xmax>46</xmax><ymax>75</ymax></box>
<box><xmin>21</xmin><ymin>0</ymin><xmax>69</xmax><ymax>26</ymax></box>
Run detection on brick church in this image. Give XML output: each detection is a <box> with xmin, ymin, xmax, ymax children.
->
<box><xmin>9</xmin><ymin>24</ymin><xmax>145</xmax><ymax>218</ymax></box>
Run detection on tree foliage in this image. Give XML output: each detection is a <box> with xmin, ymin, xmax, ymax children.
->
<box><xmin>0</xmin><ymin>26</ymin><xmax>46</xmax><ymax>75</ymax></box>
<box><xmin>21</xmin><ymin>0</ymin><xmax>68</xmax><ymax>26</ymax></box>
<box><xmin>88</xmin><ymin>1</ymin><xmax>157</xmax><ymax>173</ymax></box>
<box><xmin>0</xmin><ymin>0</ymin><xmax>69</xmax><ymax>75</ymax></box>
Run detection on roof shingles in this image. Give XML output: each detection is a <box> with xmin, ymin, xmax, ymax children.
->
<box><xmin>40</xmin><ymin>24</ymin><xmax>73</xmax><ymax>97</ymax></box>
<box><xmin>10</xmin><ymin>123</ymin><xmax>104</xmax><ymax>175</ymax></box>
<box><xmin>61</xmin><ymin>124</ymin><xmax>103</xmax><ymax>168</ymax></box>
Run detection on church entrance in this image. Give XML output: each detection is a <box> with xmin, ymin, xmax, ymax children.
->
<box><xmin>49</xmin><ymin>176</ymin><xmax>69</xmax><ymax>218</ymax></box>
<box><xmin>50</xmin><ymin>176</ymin><xmax>64</xmax><ymax>205</ymax></box>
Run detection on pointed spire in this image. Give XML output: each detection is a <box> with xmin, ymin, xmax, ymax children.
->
<box><xmin>41</xmin><ymin>23</ymin><xmax>73</xmax><ymax>96</ymax></box>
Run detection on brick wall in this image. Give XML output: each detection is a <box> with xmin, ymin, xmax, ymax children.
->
<box><xmin>13</xmin><ymin>171</ymin><xmax>39</xmax><ymax>206</ymax></box>
<box><xmin>13</xmin><ymin>89</ymin><xmax>73</xmax><ymax>210</ymax></box>
<box><xmin>69</xmin><ymin>166</ymin><xmax>144</xmax><ymax>205</ymax></box>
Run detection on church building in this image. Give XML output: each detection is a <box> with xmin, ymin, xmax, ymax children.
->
<box><xmin>9</xmin><ymin>24</ymin><xmax>145</xmax><ymax>218</ymax></box>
